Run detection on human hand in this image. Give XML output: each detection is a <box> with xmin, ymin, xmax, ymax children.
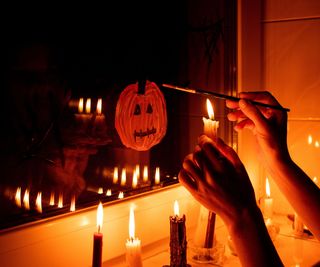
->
<box><xmin>178</xmin><ymin>135</ymin><xmax>257</xmax><ymax>229</ymax></box>
<box><xmin>226</xmin><ymin>91</ymin><xmax>290</xmax><ymax>169</ymax></box>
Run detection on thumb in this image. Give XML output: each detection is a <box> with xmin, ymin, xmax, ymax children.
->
<box><xmin>239</xmin><ymin>99</ymin><xmax>268</xmax><ymax>131</ymax></box>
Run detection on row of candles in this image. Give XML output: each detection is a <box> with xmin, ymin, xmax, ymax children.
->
<box><xmin>92</xmin><ymin>200</ymin><xmax>185</xmax><ymax>267</ymax></box>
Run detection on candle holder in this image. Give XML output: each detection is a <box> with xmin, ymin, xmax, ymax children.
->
<box><xmin>188</xmin><ymin>240</ymin><xmax>225</xmax><ymax>265</ymax></box>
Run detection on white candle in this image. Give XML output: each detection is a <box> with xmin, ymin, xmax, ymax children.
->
<box><xmin>264</xmin><ymin>178</ymin><xmax>273</xmax><ymax>219</ymax></box>
<box><xmin>202</xmin><ymin>98</ymin><xmax>219</xmax><ymax>139</ymax></box>
<box><xmin>126</xmin><ymin>207</ymin><xmax>143</xmax><ymax>267</ymax></box>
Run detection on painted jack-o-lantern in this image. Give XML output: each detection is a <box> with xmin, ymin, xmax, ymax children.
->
<box><xmin>115</xmin><ymin>81</ymin><xmax>167</xmax><ymax>151</ymax></box>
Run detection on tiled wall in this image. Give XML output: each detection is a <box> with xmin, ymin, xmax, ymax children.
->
<box><xmin>262</xmin><ymin>0</ymin><xmax>320</xmax><ymax>214</ymax></box>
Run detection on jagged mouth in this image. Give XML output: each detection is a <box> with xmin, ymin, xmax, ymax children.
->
<box><xmin>134</xmin><ymin>127</ymin><xmax>156</xmax><ymax>139</ymax></box>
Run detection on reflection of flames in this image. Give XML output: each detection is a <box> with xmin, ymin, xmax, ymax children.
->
<box><xmin>106</xmin><ymin>189</ymin><xmax>112</xmax><ymax>196</ymax></box>
<box><xmin>78</xmin><ymin>98</ymin><xmax>84</xmax><ymax>113</ymax></box>
<box><xmin>132</xmin><ymin>170</ymin><xmax>138</xmax><ymax>188</ymax></box>
<box><xmin>58</xmin><ymin>193</ymin><xmax>63</xmax><ymax>208</ymax></box>
<box><xmin>50</xmin><ymin>191</ymin><xmax>55</xmax><ymax>206</ymax></box>
<box><xmin>118</xmin><ymin>191</ymin><xmax>124</xmax><ymax>199</ymax></box>
<box><xmin>129</xmin><ymin>206</ymin><xmax>135</xmax><ymax>239</ymax></box>
<box><xmin>121</xmin><ymin>168</ymin><xmax>126</xmax><ymax>186</ymax></box>
<box><xmin>266</xmin><ymin>178</ymin><xmax>271</xmax><ymax>198</ymax></box>
<box><xmin>155</xmin><ymin>167</ymin><xmax>160</xmax><ymax>185</ymax></box>
<box><xmin>96</xmin><ymin>98</ymin><xmax>102</xmax><ymax>115</ymax></box>
<box><xmin>70</xmin><ymin>195</ymin><xmax>76</xmax><ymax>212</ymax></box>
<box><xmin>135</xmin><ymin>165</ymin><xmax>140</xmax><ymax>180</ymax></box>
<box><xmin>113</xmin><ymin>167</ymin><xmax>119</xmax><ymax>184</ymax></box>
<box><xmin>15</xmin><ymin>187</ymin><xmax>21</xmax><ymax>208</ymax></box>
<box><xmin>98</xmin><ymin>187</ymin><xmax>103</xmax><ymax>194</ymax></box>
<box><xmin>143</xmin><ymin>166</ymin><xmax>148</xmax><ymax>182</ymax></box>
<box><xmin>23</xmin><ymin>189</ymin><xmax>30</xmax><ymax>210</ymax></box>
<box><xmin>85</xmin><ymin>98</ymin><xmax>91</xmax><ymax>114</ymax></box>
<box><xmin>36</xmin><ymin>192</ymin><xmax>42</xmax><ymax>213</ymax></box>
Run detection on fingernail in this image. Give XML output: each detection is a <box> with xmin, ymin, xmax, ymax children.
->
<box><xmin>239</xmin><ymin>99</ymin><xmax>247</xmax><ymax>108</ymax></box>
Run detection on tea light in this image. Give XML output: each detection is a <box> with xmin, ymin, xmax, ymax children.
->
<box><xmin>126</xmin><ymin>206</ymin><xmax>143</xmax><ymax>267</ymax></box>
<box><xmin>264</xmin><ymin>178</ymin><xmax>273</xmax><ymax>219</ymax></box>
<box><xmin>92</xmin><ymin>202</ymin><xmax>103</xmax><ymax>267</ymax></box>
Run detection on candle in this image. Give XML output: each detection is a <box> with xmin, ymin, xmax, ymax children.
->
<box><xmin>169</xmin><ymin>200</ymin><xmax>188</xmax><ymax>266</ymax></box>
<box><xmin>106</xmin><ymin>189</ymin><xmax>112</xmax><ymax>196</ymax></box>
<box><xmin>126</xmin><ymin>207</ymin><xmax>143</xmax><ymax>267</ymax></box>
<box><xmin>143</xmin><ymin>166</ymin><xmax>148</xmax><ymax>183</ymax></box>
<box><xmin>121</xmin><ymin>168</ymin><xmax>127</xmax><ymax>186</ymax></box>
<box><xmin>201</xmin><ymin>98</ymin><xmax>217</xmax><ymax>249</ymax></box>
<box><xmin>92</xmin><ymin>202</ymin><xmax>103</xmax><ymax>267</ymax></box>
<box><xmin>202</xmin><ymin>98</ymin><xmax>219</xmax><ymax>140</ymax></box>
<box><xmin>155</xmin><ymin>167</ymin><xmax>160</xmax><ymax>185</ymax></box>
<box><xmin>98</xmin><ymin>187</ymin><xmax>104</xmax><ymax>194</ymax></box>
<box><xmin>93</xmin><ymin>98</ymin><xmax>106</xmax><ymax>132</ymax></box>
<box><xmin>113</xmin><ymin>167</ymin><xmax>119</xmax><ymax>184</ymax></box>
<box><xmin>264</xmin><ymin>177</ymin><xmax>273</xmax><ymax>219</ymax></box>
<box><xmin>96</xmin><ymin>98</ymin><xmax>102</xmax><ymax>115</ymax></box>
<box><xmin>15</xmin><ymin>187</ymin><xmax>21</xmax><ymax>208</ymax></box>
<box><xmin>35</xmin><ymin>192</ymin><xmax>42</xmax><ymax>213</ymax></box>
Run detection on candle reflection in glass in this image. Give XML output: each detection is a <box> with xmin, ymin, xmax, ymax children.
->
<box><xmin>15</xmin><ymin>187</ymin><xmax>21</xmax><ymax>208</ymax></box>
<box><xmin>23</xmin><ymin>189</ymin><xmax>30</xmax><ymax>210</ymax></box>
<box><xmin>113</xmin><ymin>167</ymin><xmax>119</xmax><ymax>184</ymax></box>
<box><xmin>143</xmin><ymin>166</ymin><xmax>148</xmax><ymax>183</ymax></box>
<box><xmin>70</xmin><ymin>195</ymin><xmax>76</xmax><ymax>212</ymax></box>
<box><xmin>35</xmin><ymin>192</ymin><xmax>42</xmax><ymax>213</ymax></box>
<box><xmin>155</xmin><ymin>167</ymin><xmax>160</xmax><ymax>185</ymax></box>
<box><xmin>121</xmin><ymin>168</ymin><xmax>127</xmax><ymax>186</ymax></box>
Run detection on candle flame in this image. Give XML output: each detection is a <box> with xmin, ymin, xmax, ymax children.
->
<box><xmin>96</xmin><ymin>98</ymin><xmax>102</xmax><ymax>115</ymax></box>
<box><xmin>70</xmin><ymin>195</ymin><xmax>76</xmax><ymax>212</ymax></box>
<box><xmin>106</xmin><ymin>189</ymin><xmax>112</xmax><ymax>196</ymax></box>
<box><xmin>266</xmin><ymin>178</ymin><xmax>271</xmax><ymax>198</ymax></box>
<box><xmin>313</xmin><ymin>177</ymin><xmax>318</xmax><ymax>184</ymax></box>
<box><xmin>143</xmin><ymin>166</ymin><xmax>148</xmax><ymax>182</ymax></box>
<box><xmin>121</xmin><ymin>168</ymin><xmax>127</xmax><ymax>186</ymax></box>
<box><xmin>23</xmin><ymin>189</ymin><xmax>30</xmax><ymax>210</ymax></box>
<box><xmin>97</xmin><ymin>202</ymin><xmax>103</xmax><ymax>233</ymax></box>
<box><xmin>35</xmin><ymin>192</ymin><xmax>42</xmax><ymax>213</ymax></box>
<box><xmin>155</xmin><ymin>167</ymin><xmax>160</xmax><ymax>185</ymax></box>
<box><xmin>174</xmin><ymin>200</ymin><xmax>180</xmax><ymax>217</ymax></box>
<box><xmin>129</xmin><ymin>207</ymin><xmax>135</xmax><ymax>239</ymax></box>
<box><xmin>118</xmin><ymin>191</ymin><xmax>124</xmax><ymax>199</ymax></box>
<box><xmin>315</xmin><ymin>141</ymin><xmax>319</xmax><ymax>148</ymax></box>
<box><xmin>85</xmin><ymin>98</ymin><xmax>91</xmax><ymax>114</ymax></box>
<box><xmin>78</xmin><ymin>98</ymin><xmax>84</xmax><ymax>113</ymax></box>
<box><xmin>308</xmin><ymin>134</ymin><xmax>313</xmax><ymax>145</ymax></box>
<box><xmin>206</xmin><ymin>98</ymin><xmax>214</xmax><ymax>120</ymax></box>
<box><xmin>58</xmin><ymin>193</ymin><xmax>63</xmax><ymax>208</ymax></box>
<box><xmin>132</xmin><ymin>170</ymin><xmax>138</xmax><ymax>188</ymax></box>
<box><xmin>15</xmin><ymin>187</ymin><xmax>21</xmax><ymax>208</ymax></box>
<box><xmin>135</xmin><ymin>164</ymin><xmax>140</xmax><ymax>180</ymax></box>
<box><xmin>98</xmin><ymin>187</ymin><xmax>103</xmax><ymax>194</ymax></box>
<box><xmin>113</xmin><ymin>167</ymin><xmax>119</xmax><ymax>184</ymax></box>
<box><xmin>49</xmin><ymin>191</ymin><xmax>55</xmax><ymax>206</ymax></box>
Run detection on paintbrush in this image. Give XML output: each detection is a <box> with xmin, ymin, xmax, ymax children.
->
<box><xmin>162</xmin><ymin>83</ymin><xmax>290</xmax><ymax>112</ymax></box>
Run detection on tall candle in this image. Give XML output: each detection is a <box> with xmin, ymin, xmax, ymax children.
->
<box><xmin>92</xmin><ymin>202</ymin><xmax>103</xmax><ymax>267</ymax></box>
<box><xmin>264</xmin><ymin>177</ymin><xmax>273</xmax><ymax>219</ymax></box>
<box><xmin>202</xmin><ymin>98</ymin><xmax>217</xmax><ymax>248</ymax></box>
<box><xmin>126</xmin><ymin>207</ymin><xmax>143</xmax><ymax>267</ymax></box>
<box><xmin>169</xmin><ymin>200</ymin><xmax>188</xmax><ymax>266</ymax></box>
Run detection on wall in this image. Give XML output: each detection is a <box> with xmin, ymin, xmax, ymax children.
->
<box><xmin>238</xmin><ymin>0</ymin><xmax>320</xmax><ymax>214</ymax></box>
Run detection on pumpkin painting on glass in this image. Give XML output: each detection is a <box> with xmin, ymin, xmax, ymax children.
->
<box><xmin>115</xmin><ymin>81</ymin><xmax>167</xmax><ymax>151</ymax></box>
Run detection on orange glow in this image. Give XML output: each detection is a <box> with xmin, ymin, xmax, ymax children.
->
<box><xmin>35</xmin><ymin>192</ymin><xmax>42</xmax><ymax>213</ymax></box>
<box><xmin>129</xmin><ymin>206</ymin><xmax>136</xmax><ymax>239</ymax></box>
<box><xmin>155</xmin><ymin>167</ymin><xmax>160</xmax><ymax>184</ymax></box>
<box><xmin>106</xmin><ymin>189</ymin><xmax>112</xmax><ymax>196</ymax></box>
<box><xmin>58</xmin><ymin>193</ymin><xmax>63</xmax><ymax>208</ymax></box>
<box><xmin>135</xmin><ymin>165</ymin><xmax>140</xmax><ymax>180</ymax></box>
<box><xmin>121</xmin><ymin>168</ymin><xmax>127</xmax><ymax>186</ymax></box>
<box><xmin>23</xmin><ymin>189</ymin><xmax>30</xmax><ymax>210</ymax></box>
<box><xmin>98</xmin><ymin>187</ymin><xmax>103</xmax><ymax>194</ymax></box>
<box><xmin>174</xmin><ymin>200</ymin><xmax>179</xmax><ymax>217</ymax></box>
<box><xmin>96</xmin><ymin>98</ymin><xmax>102</xmax><ymax>115</ymax></box>
<box><xmin>85</xmin><ymin>98</ymin><xmax>91</xmax><ymax>114</ymax></box>
<box><xmin>78</xmin><ymin>98</ymin><xmax>84</xmax><ymax>113</ymax></box>
<box><xmin>118</xmin><ymin>191</ymin><xmax>124</xmax><ymax>199</ymax></box>
<box><xmin>113</xmin><ymin>167</ymin><xmax>119</xmax><ymax>184</ymax></box>
<box><xmin>97</xmin><ymin>202</ymin><xmax>103</xmax><ymax>233</ymax></box>
<box><xmin>315</xmin><ymin>141</ymin><xmax>319</xmax><ymax>148</ymax></box>
<box><xmin>266</xmin><ymin>178</ymin><xmax>271</xmax><ymax>198</ymax></box>
<box><xmin>49</xmin><ymin>191</ymin><xmax>55</xmax><ymax>206</ymax></box>
<box><xmin>143</xmin><ymin>166</ymin><xmax>148</xmax><ymax>182</ymax></box>
<box><xmin>15</xmin><ymin>187</ymin><xmax>21</xmax><ymax>208</ymax></box>
<box><xmin>132</xmin><ymin>170</ymin><xmax>138</xmax><ymax>189</ymax></box>
<box><xmin>70</xmin><ymin>195</ymin><xmax>76</xmax><ymax>212</ymax></box>
<box><xmin>308</xmin><ymin>134</ymin><xmax>313</xmax><ymax>145</ymax></box>
<box><xmin>313</xmin><ymin>177</ymin><xmax>318</xmax><ymax>185</ymax></box>
<box><xmin>206</xmin><ymin>98</ymin><xmax>214</xmax><ymax>120</ymax></box>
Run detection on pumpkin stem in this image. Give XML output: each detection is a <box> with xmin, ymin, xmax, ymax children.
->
<box><xmin>138</xmin><ymin>79</ymin><xmax>146</xmax><ymax>95</ymax></box>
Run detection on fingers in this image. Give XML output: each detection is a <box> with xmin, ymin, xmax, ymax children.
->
<box><xmin>239</xmin><ymin>91</ymin><xmax>280</xmax><ymax>106</ymax></box>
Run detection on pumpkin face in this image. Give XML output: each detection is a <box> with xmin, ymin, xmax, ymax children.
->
<box><xmin>115</xmin><ymin>81</ymin><xmax>167</xmax><ymax>151</ymax></box>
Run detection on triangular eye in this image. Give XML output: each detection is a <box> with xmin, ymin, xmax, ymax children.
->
<box><xmin>146</xmin><ymin>104</ymin><xmax>153</xmax><ymax>114</ymax></box>
<box><xmin>134</xmin><ymin>104</ymin><xmax>141</xmax><ymax>115</ymax></box>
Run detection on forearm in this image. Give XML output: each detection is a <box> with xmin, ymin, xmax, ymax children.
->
<box><xmin>269</xmin><ymin>157</ymin><xmax>320</xmax><ymax>239</ymax></box>
<box><xmin>228</xmin><ymin>206</ymin><xmax>283</xmax><ymax>267</ymax></box>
